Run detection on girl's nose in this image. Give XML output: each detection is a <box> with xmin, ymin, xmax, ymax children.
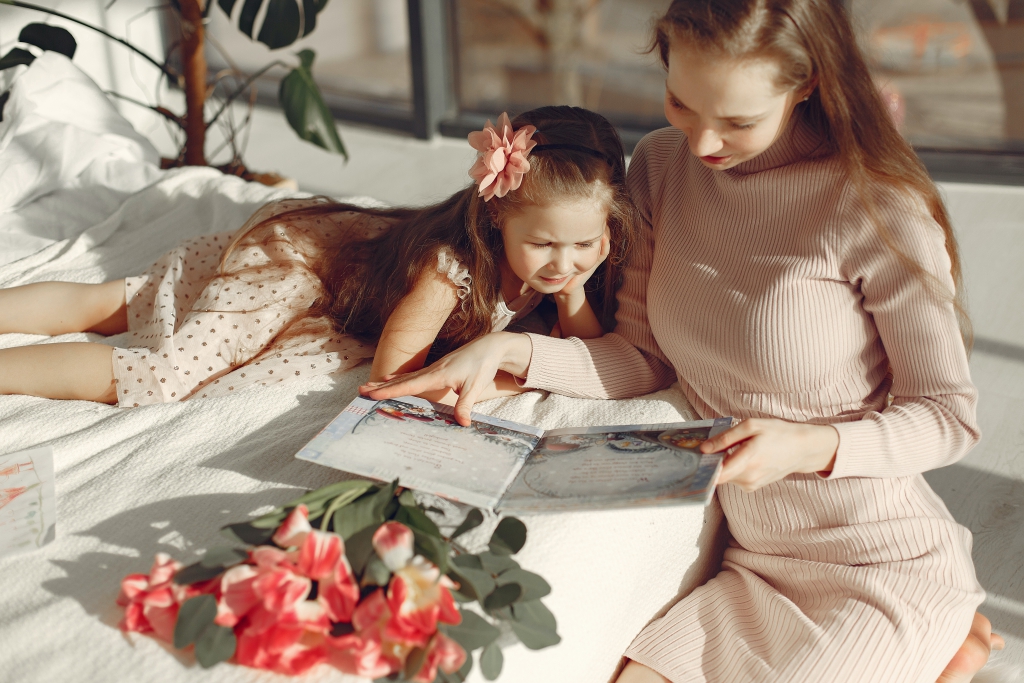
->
<box><xmin>553</xmin><ymin>250</ymin><xmax>573</xmax><ymax>274</ymax></box>
<box><xmin>690</xmin><ymin>127</ymin><xmax>724</xmax><ymax>157</ymax></box>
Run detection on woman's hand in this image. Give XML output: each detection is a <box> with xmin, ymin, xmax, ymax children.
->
<box><xmin>359</xmin><ymin>332</ymin><xmax>532</xmax><ymax>426</ymax></box>
<box><xmin>700</xmin><ymin>418</ymin><xmax>839</xmax><ymax>492</ymax></box>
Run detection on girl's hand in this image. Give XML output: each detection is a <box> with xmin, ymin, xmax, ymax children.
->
<box><xmin>359</xmin><ymin>332</ymin><xmax>532</xmax><ymax>426</ymax></box>
<box><xmin>553</xmin><ymin>232</ymin><xmax>610</xmax><ymax>301</ymax></box>
<box><xmin>700</xmin><ymin>418</ymin><xmax>839</xmax><ymax>492</ymax></box>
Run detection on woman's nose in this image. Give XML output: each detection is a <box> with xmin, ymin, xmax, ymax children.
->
<box><xmin>690</xmin><ymin>127</ymin><xmax>723</xmax><ymax>157</ymax></box>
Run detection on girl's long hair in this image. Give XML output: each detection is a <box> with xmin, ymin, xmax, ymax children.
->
<box><xmin>651</xmin><ymin>0</ymin><xmax>971</xmax><ymax>345</ymax></box>
<box><xmin>220</xmin><ymin>105</ymin><xmax>641</xmax><ymax>353</ymax></box>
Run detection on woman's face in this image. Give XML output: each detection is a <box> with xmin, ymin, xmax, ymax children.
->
<box><xmin>664</xmin><ymin>44</ymin><xmax>807</xmax><ymax>171</ymax></box>
<box><xmin>500</xmin><ymin>200</ymin><xmax>610</xmax><ymax>294</ymax></box>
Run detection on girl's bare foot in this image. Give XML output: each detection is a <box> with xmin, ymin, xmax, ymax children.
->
<box><xmin>937</xmin><ymin>612</ymin><xmax>1005</xmax><ymax>683</ymax></box>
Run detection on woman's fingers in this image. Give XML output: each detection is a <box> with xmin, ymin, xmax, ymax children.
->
<box><xmin>716</xmin><ymin>443</ymin><xmax>755</xmax><ymax>488</ymax></box>
<box><xmin>701</xmin><ymin>419</ymin><xmax>757</xmax><ymax>453</ymax></box>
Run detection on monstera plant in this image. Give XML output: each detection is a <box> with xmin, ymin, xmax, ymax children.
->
<box><xmin>0</xmin><ymin>0</ymin><xmax>346</xmax><ymax>172</ymax></box>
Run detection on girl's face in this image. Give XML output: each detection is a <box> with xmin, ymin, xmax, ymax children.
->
<box><xmin>664</xmin><ymin>45</ymin><xmax>808</xmax><ymax>171</ymax></box>
<box><xmin>500</xmin><ymin>200</ymin><xmax>610</xmax><ymax>294</ymax></box>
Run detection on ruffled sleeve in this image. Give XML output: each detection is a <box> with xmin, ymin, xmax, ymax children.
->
<box><xmin>436</xmin><ymin>247</ymin><xmax>472</xmax><ymax>300</ymax></box>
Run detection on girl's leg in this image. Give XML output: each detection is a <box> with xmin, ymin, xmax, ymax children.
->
<box><xmin>0</xmin><ymin>342</ymin><xmax>118</xmax><ymax>403</ymax></box>
<box><xmin>0</xmin><ymin>280</ymin><xmax>127</xmax><ymax>336</ymax></box>
<box><xmin>937</xmin><ymin>612</ymin><xmax>1005</xmax><ymax>683</ymax></box>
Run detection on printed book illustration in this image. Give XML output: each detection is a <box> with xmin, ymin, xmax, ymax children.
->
<box><xmin>296</xmin><ymin>396</ymin><xmax>732</xmax><ymax>512</ymax></box>
<box><xmin>0</xmin><ymin>446</ymin><xmax>56</xmax><ymax>557</ymax></box>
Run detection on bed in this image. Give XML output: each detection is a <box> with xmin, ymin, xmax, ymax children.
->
<box><xmin>0</xmin><ymin>54</ymin><xmax>724</xmax><ymax>683</ymax></box>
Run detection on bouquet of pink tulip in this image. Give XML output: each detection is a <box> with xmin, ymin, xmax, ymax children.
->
<box><xmin>116</xmin><ymin>479</ymin><xmax>558</xmax><ymax>681</ymax></box>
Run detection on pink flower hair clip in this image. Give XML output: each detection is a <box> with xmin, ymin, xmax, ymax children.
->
<box><xmin>467</xmin><ymin>112</ymin><xmax>538</xmax><ymax>202</ymax></box>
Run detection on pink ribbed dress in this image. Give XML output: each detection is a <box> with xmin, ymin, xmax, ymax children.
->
<box><xmin>522</xmin><ymin>118</ymin><xmax>984</xmax><ymax>682</ymax></box>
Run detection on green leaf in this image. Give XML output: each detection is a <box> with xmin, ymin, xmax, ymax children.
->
<box><xmin>320</xmin><ymin>484</ymin><xmax>374</xmax><ymax>531</ymax></box>
<box><xmin>480</xmin><ymin>642</ymin><xmax>503</xmax><ymax>681</ymax></box>
<box><xmin>413</xmin><ymin>529</ymin><xmax>450</xmax><ymax>574</ymax></box>
<box><xmin>333</xmin><ymin>485</ymin><xmax>390</xmax><ymax>539</ymax></box>
<box><xmin>0</xmin><ymin>91</ymin><xmax>9</xmax><ymax>123</ymax></box>
<box><xmin>195</xmin><ymin>623</ymin><xmax>236</xmax><ymax>668</ymax></box>
<box><xmin>488</xmin><ymin>517</ymin><xmax>526</xmax><ymax>556</ymax></box>
<box><xmin>440</xmin><ymin>611</ymin><xmax>501</xmax><ymax>651</ymax></box>
<box><xmin>451</xmin><ymin>508</ymin><xmax>484</xmax><ymax>539</ymax></box>
<box><xmin>448</xmin><ymin>566</ymin><xmax>495</xmax><ymax>602</ymax></box>
<box><xmin>451</xmin><ymin>554</ymin><xmax>483</xmax><ymax>571</ymax></box>
<box><xmin>221</xmin><ymin>0</ymin><xmax>324</xmax><ymax>48</ymax></box>
<box><xmin>173</xmin><ymin>562</ymin><xmax>227</xmax><ymax>586</ymax></box>
<box><xmin>284</xmin><ymin>479</ymin><xmax>376</xmax><ymax>511</ymax></box>
<box><xmin>218</xmin><ymin>0</ymin><xmax>237</xmax><ymax>18</ymax></box>
<box><xmin>173</xmin><ymin>594</ymin><xmax>218</xmax><ymax>649</ymax></box>
<box><xmin>483</xmin><ymin>583</ymin><xmax>521</xmax><ymax>612</ymax></box>
<box><xmin>200</xmin><ymin>547</ymin><xmax>247</xmax><ymax>568</ymax></box>
<box><xmin>496</xmin><ymin>568</ymin><xmax>551</xmax><ymax>602</ymax></box>
<box><xmin>478</xmin><ymin>552</ymin><xmax>519</xmax><ymax>575</ymax></box>
<box><xmin>19</xmin><ymin>23</ymin><xmax>76</xmax><ymax>58</ymax></box>
<box><xmin>396</xmin><ymin>504</ymin><xmax>441</xmax><ymax>538</ymax></box>
<box><xmin>0</xmin><ymin>48</ymin><xmax>35</xmax><ymax>72</ymax></box>
<box><xmin>362</xmin><ymin>555</ymin><xmax>391</xmax><ymax>587</ymax></box>
<box><xmin>278</xmin><ymin>49</ymin><xmax>347</xmax><ymax>158</ymax></box>
<box><xmin>344</xmin><ymin>523</ymin><xmax>381</xmax><ymax>575</ymax></box>
<box><xmin>220</xmin><ymin>521</ymin><xmax>274</xmax><ymax>545</ymax></box>
<box><xmin>398</xmin><ymin>489</ymin><xmax>417</xmax><ymax>507</ymax></box>
<box><xmin>509</xmin><ymin>600</ymin><xmax>560</xmax><ymax>650</ymax></box>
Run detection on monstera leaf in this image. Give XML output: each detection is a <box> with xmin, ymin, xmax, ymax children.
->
<box><xmin>279</xmin><ymin>49</ymin><xmax>347</xmax><ymax>158</ymax></box>
<box><xmin>217</xmin><ymin>0</ymin><xmax>327</xmax><ymax>50</ymax></box>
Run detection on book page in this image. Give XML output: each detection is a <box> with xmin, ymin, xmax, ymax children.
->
<box><xmin>296</xmin><ymin>397</ymin><xmax>543</xmax><ymax>509</ymax></box>
<box><xmin>1</xmin><ymin>446</ymin><xmax>56</xmax><ymax>557</ymax></box>
<box><xmin>497</xmin><ymin>419</ymin><xmax>732</xmax><ymax>513</ymax></box>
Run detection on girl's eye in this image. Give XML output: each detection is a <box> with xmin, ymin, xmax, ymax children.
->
<box><xmin>576</xmin><ymin>242</ymin><xmax>594</xmax><ymax>249</ymax></box>
<box><xmin>530</xmin><ymin>242</ymin><xmax>551</xmax><ymax>248</ymax></box>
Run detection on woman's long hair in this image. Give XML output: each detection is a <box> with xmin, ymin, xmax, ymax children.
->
<box><xmin>220</xmin><ymin>105</ymin><xmax>642</xmax><ymax>353</ymax></box>
<box><xmin>651</xmin><ymin>0</ymin><xmax>971</xmax><ymax>346</ymax></box>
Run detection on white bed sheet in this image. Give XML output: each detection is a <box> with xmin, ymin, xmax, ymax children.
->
<box><xmin>0</xmin><ymin>54</ymin><xmax>722</xmax><ymax>683</ymax></box>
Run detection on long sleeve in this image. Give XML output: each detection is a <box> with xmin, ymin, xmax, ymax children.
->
<box><xmin>522</xmin><ymin>134</ymin><xmax>675</xmax><ymax>398</ymax></box>
<box><xmin>828</xmin><ymin>186</ymin><xmax>980</xmax><ymax>479</ymax></box>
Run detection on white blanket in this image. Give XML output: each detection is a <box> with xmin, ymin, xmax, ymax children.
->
<box><xmin>0</xmin><ymin>55</ymin><xmax>721</xmax><ymax>683</ymax></box>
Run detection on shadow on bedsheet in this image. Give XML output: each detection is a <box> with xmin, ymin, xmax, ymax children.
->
<box><xmin>42</xmin><ymin>488</ymin><xmax>300</xmax><ymax>649</ymax></box>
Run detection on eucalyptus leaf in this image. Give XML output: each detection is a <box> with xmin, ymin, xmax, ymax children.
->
<box><xmin>448</xmin><ymin>566</ymin><xmax>494</xmax><ymax>602</ymax></box>
<box><xmin>496</xmin><ymin>568</ymin><xmax>550</xmax><ymax>602</ymax></box>
<box><xmin>0</xmin><ymin>48</ymin><xmax>35</xmax><ymax>72</ymax></box>
<box><xmin>279</xmin><ymin>50</ymin><xmax>347</xmax><ymax>158</ymax></box>
<box><xmin>403</xmin><ymin>646</ymin><xmax>427</xmax><ymax>680</ymax></box>
<box><xmin>478</xmin><ymin>552</ymin><xmax>519</xmax><ymax>575</ymax></box>
<box><xmin>173</xmin><ymin>594</ymin><xmax>218</xmax><ymax>649</ymax></box>
<box><xmin>19</xmin><ymin>23</ymin><xmax>76</xmax><ymax>58</ymax></box>
<box><xmin>480</xmin><ymin>642</ymin><xmax>503</xmax><ymax>681</ymax></box>
<box><xmin>220</xmin><ymin>521</ymin><xmax>274</xmax><ymax>546</ymax></box>
<box><xmin>452</xmin><ymin>554</ymin><xmax>483</xmax><ymax>571</ymax></box>
<box><xmin>483</xmin><ymin>583</ymin><xmax>521</xmax><ymax>612</ymax></box>
<box><xmin>200</xmin><ymin>547</ymin><xmax>248</xmax><ymax>568</ymax></box>
<box><xmin>195</xmin><ymin>623</ymin><xmax>236</xmax><ymax>668</ymax></box>
<box><xmin>488</xmin><ymin>517</ymin><xmax>526</xmax><ymax>556</ymax></box>
<box><xmin>440</xmin><ymin>611</ymin><xmax>501</xmax><ymax>651</ymax></box>
<box><xmin>509</xmin><ymin>600</ymin><xmax>560</xmax><ymax>650</ymax></box>
<box><xmin>451</xmin><ymin>508</ymin><xmax>484</xmax><ymax>539</ymax></box>
<box><xmin>174</xmin><ymin>562</ymin><xmax>228</xmax><ymax>586</ymax></box>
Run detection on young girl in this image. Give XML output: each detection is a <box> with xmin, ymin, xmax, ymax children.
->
<box><xmin>0</xmin><ymin>106</ymin><xmax>640</xmax><ymax>407</ymax></box>
<box><xmin>363</xmin><ymin>2</ymin><xmax>1004</xmax><ymax>682</ymax></box>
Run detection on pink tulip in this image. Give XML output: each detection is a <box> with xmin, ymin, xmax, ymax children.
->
<box><xmin>386</xmin><ymin>556</ymin><xmax>462</xmax><ymax>647</ymax></box>
<box><xmin>272</xmin><ymin>504</ymin><xmax>312</xmax><ymax>548</ymax></box>
<box><xmin>410</xmin><ymin>632</ymin><xmax>468</xmax><ymax>683</ymax></box>
<box><xmin>328</xmin><ymin>590</ymin><xmax>406</xmax><ymax>678</ymax></box>
<box><xmin>117</xmin><ymin>553</ymin><xmax>201</xmax><ymax>642</ymax></box>
<box><xmin>372</xmin><ymin>521</ymin><xmax>415</xmax><ymax>571</ymax></box>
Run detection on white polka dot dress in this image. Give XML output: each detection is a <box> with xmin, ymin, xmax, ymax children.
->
<box><xmin>111</xmin><ymin>199</ymin><xmax>380</xmax><ymax>407</ymax></box>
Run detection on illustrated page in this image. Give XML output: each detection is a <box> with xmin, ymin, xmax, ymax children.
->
<box><xmin>497</xmin><ymin>419</ymin><xmax>732</xmax><ymax>512</ymax></box>
<box><xmin>0</xmin><ymin>446</ymin><xmax>56</xmax><ymax>557</ymax></box>
<box><xmin>296</xmin><ymin>397</ymin><xmax>543</xmax><ymax>509</ymax></box>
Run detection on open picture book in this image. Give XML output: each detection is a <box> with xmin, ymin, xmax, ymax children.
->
<box><xmin>296</xmin><ymin>396</ymin><xmax>733</xmax><ymax>513</ymax></box>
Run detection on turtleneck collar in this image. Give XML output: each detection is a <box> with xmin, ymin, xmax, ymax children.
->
<box><xmin>726</xmin><ymin>107</ymin><xmax>831</xmax><ymax>176</ymax></box>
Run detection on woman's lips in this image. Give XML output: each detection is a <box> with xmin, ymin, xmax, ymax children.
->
<box><xmin>701</xmin><ymin>154</ymin><xmax>732</xmax><ymax>165</ymax></box>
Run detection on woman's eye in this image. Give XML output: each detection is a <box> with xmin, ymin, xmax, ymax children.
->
<box><xmin>732</xmin><ymin>121</ymin><xmax>756</xmax><ymax>130</ymax></box>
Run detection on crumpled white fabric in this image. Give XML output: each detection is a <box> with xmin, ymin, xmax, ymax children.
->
<box><xmin>0</xmin><ymin>52</ymin><xmax>162</xmax><ymax>266</ymax></box>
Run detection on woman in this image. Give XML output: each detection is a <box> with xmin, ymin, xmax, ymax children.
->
<box><xmin>363</xmin><ymin>1</ymin><xmax>1003</xmax><ymax>681</ymax></box>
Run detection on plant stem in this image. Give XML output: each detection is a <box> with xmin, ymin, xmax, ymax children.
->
<box><xmin>0</xmin><ymin>0</ymin><xmax>179</xmax><ymax>83</ymax></box>
<box><xmin>178</xmin><ymin>0</ymin><xmax>206</xmax><ymax>165</ymax></box>
<box><xmin>105</xmin><ymin>90</ymin><xmax>185</xmax><ymax>128</ymax></box>
<box><xmin>205</xmin><ymin>60</ymin><xmax>288</xmax><ymax>130</ymax></box>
